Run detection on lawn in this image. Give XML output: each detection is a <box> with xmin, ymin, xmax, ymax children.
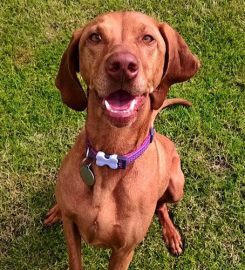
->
<box><xmin>0</xmin><ymin>0</ymin><xmax>244</xmax><ymax>269</ymax></box>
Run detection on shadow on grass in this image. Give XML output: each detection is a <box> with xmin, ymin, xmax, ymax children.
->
<box><xmin>1</xmin><ymin>186</ymin><xmax>67</xmax><ymax>270</ymax></box>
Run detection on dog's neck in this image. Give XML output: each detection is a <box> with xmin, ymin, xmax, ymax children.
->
<box><xmin>85</xmin><ymin>91</ymin><xmax>152</xmax><ymax>155</ymax></box>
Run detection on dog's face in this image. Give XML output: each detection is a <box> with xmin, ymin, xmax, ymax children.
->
<box><xmin>56</xmin><ymin>12</ymin><xmax>200</xmax><ymax>126</ymax></box>
<box><xmin>78</xmin><ymin>12</ymin><xmax>165</xmax><ymax>124</ymax></box>
<box><xmin>79</xmin><ymin>12</ymin><xmax>165</xmax><ymax>125</ymax></box>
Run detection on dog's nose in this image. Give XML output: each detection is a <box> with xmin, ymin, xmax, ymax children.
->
<box><xmin>105</xmin><ymin>52</ymin><xmax>139</xmax><ymax>81</ymax></box>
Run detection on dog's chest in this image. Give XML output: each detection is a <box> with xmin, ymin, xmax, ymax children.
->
<box><xmin>79</xmin><ymin>192</ymin><xmax>127</xmax><ymax>247</ymax></box>
<box><xmin>62</xmin><ymin>165</ymin><xmax>158</xmax><ymax>248</ymax></box>
<box><xmin>75</xmin><ymin>177</ymin><xmax>145</xmax><ymax>247</ymax></box>
<box><xmin>57</xmin><ymin>144</ymin><xmax>163</xmax><ymax>249</ymax></box>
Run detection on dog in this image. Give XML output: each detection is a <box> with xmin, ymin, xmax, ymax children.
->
<box><xmin>44</xmin><ymin>11</ymin><xmax>200</xmax><ymax>270</ymax></box>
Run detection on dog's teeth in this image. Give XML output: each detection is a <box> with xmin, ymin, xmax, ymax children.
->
<box><xmin>105</xmin><ymin>100</ymin><xmax>111</xmax><ymax>110</ymax></box>
<box><xmin>149</xmin><ymin>85</ymin><xmax>154</xmax><ymax>93</ymax></box>
<box><xmin>105</xmin><ymin>98</ymin><xmax>137</xmax><ymax>115</ymax></box>
<box><xmin>129</xmin><ymin>99</ymin><xmax>136</xmax><ymax>111</ymax></box>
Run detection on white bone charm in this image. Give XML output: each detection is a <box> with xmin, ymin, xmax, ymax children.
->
<box><xmin>96</xmin><ymin>151</ymin><xmax>118</xmax><ymax>169</ymax></box>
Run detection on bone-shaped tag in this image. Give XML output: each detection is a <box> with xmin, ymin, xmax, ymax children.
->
<box><xmin>96</xmin><ymin>151</ymin><xmax>118</xmax><ymax>169</ymax></box>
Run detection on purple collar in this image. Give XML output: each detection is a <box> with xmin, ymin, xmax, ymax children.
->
<box><xmin>86</xmin><ymin>128</ymin><xmax>154</xmax><ymax>169</ymax></box>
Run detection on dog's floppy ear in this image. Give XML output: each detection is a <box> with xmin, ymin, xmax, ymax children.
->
<box><xmin>55</xmin><ymin>29</ymin><xmax>87</xmax><ymax>111</ymax></box>
<box><xmin>150</xmin><ymin>23</ymin><xmax>200</xmax><ymax>110</ymax></box>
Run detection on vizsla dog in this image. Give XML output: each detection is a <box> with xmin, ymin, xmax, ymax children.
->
<box><xmin>45</xmin><ymin>11</ymin><xmax>200</xmax><ymax>270</ymax></box>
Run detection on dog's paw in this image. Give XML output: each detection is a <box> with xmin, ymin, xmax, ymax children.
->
<box><xmin>162</xmin><ymin>222</ymin><xmax>185</xmax><ymax>256</ymax></box>
<box><xmin>157</xmin><ymin>206</ymin><xmax>185</xmax><ymax>256</ymax></box>
<box><xmin>44</xmin><ymin>204</ymin><xmax>62</xmax><ymax>226</ymax></box>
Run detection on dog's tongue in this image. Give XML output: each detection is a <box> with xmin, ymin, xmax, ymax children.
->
<box><xmin>105</xmin><ymin>90</ymin><xmax>135</xmax><ymax>111</ymax></box>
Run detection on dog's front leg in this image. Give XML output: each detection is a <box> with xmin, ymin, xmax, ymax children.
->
<box><xmin>108</xmin><ymin>248</ymin><xmax>135</xmax><ymax>270</ymax></box>
<box><xmin>63</xmin><ymin>217</ymin><xmax>82</xmax><ymax>270</ymax></box>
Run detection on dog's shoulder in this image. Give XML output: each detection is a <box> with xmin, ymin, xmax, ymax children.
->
<box><xmin>155</xmin><ymin>132</ymin><xmax>177</xmax><ymax>156</ymax></box>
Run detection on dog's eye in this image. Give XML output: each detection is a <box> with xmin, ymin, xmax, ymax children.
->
<box><xmin>143</xmin><ymin>35</ymin><xmax>155</xmax><ymax>43</ymax></box>
<box><xmin>89</xmin><ymin>33</ymin><xmax>102</xmax><ymax>43</ymax></box>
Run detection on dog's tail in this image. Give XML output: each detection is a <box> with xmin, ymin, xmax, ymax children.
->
<box><xmin>152</xmin><ymin>98</ymin><xmax>192</xmax><ymax>124</ymax></box>
<box><xmin>161</xmin><ymin>98</ymin><xmax>192</xmax><ymax>109</ymax></box>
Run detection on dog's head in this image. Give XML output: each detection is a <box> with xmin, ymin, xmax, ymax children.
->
<box><xmin>56</xmin><ymin>12</ymin><xmax>200</xmax><ymax>126</ymax></box>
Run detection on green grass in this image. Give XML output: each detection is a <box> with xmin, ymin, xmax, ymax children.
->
<box><xmin>0</xmin><ymin>0</ymin><xmax>244</xmax><ymax>269</ymax></box>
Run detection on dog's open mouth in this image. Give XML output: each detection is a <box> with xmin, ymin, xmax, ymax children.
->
<box><xmin>103</xmin><ymin>90</ymin><xmax>145</xmax><ymax>121</ymax></box>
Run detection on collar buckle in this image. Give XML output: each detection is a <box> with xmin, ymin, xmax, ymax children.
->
<box><xmin>118</xmin><ymin>156</ymin><xmax>127</xmax><ymax>169</ymax></box>
<box><xmin>150</xmin><ymin>127</ymin><xmax>154</xmax><ymax>143</ymax></box>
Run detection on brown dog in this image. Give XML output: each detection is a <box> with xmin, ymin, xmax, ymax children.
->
<box><xmin>45</xmin><ymin>11</ymin><xmax>200</xmax><ymax>270</ymax></box>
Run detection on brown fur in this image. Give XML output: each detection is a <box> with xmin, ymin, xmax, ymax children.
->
<box><xmin>45</xmin><ymin>11</ymin><xmax>200</xmax><ymax>270</ymax></box>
